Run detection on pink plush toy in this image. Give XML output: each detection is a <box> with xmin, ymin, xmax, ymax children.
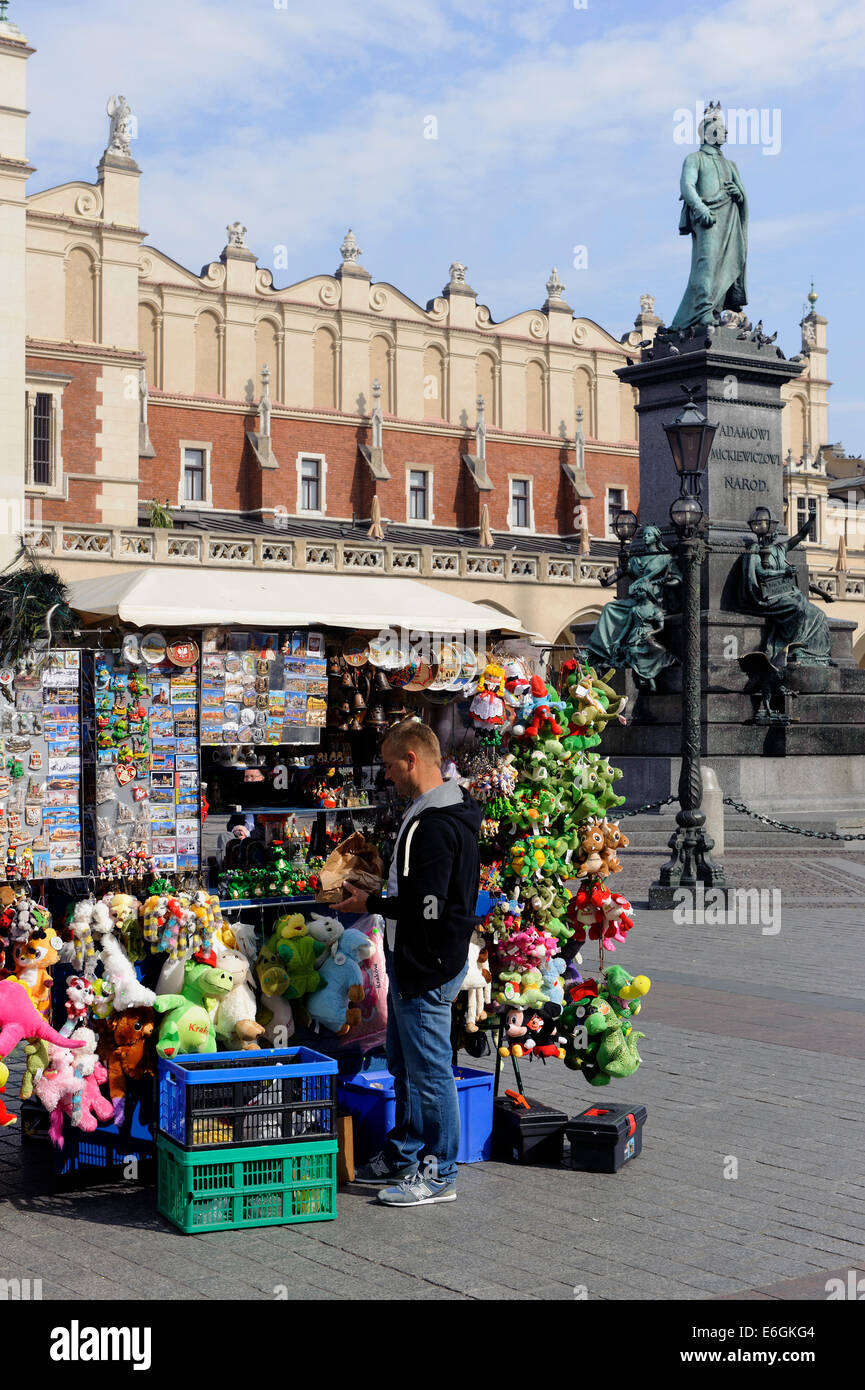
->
<box><xmin>0</xmin><ymin>977</ymin><xmax>87</xmax><ymax>1059</ymax></box>
<box><xmin>497</xmin><ymin>926</ymin><xmax>558</xmax><ymax>972</ymax></box>
<box><xmin>38</xmin><ymin>1028</ymin><xmax>114</xmax><ymax>1148</ymax></box>
<box><xmin>35</xmin><ymin>1044</ymin><xmax>83</xmax><ymax>1145</ymax></box>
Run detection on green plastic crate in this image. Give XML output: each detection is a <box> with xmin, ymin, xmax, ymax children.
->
<box><xmin>157</xmin><ymin>1135</ymin><xmax>337</xmax><ymax>1233</ymax></box>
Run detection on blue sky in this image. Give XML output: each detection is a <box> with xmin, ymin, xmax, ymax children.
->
<box><xmin>15</xmin><ymin>0</ymin><xmax>865</xmax><ymax>449</ymax></box>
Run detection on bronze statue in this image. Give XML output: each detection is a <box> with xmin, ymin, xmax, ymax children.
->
<box><xmin>738</xmin><ymin>519</ymin><xmax>832</xmax><ymax>667</ymax></box>
<box><xmin>586</xmin><ymin>526</ymin><xmax>682</xmax><ymax>689</ymax></box>
<box><xmin>671</xmin><ymin>102</ymin><xmax>748</xmax><ymax>330</ymax></box>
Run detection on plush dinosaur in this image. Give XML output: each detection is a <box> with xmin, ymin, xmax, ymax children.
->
<box><xmin>153</xmin><ymin>956</ymin><xmax>237</xmax><ymax>1058</ymax></box>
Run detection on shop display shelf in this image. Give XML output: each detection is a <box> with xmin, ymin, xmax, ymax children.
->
<box><xmin>157</xmin><ymin>1135</ymin><xmax>337</xmax><ymax>1232</ymax></box>
<box><xmin>218</xmin><ymin>896</ymin><xmax>317</xmax><ymax>908</ymax></box>
<box><xmin>337</xmin><ymin>1065</ymin><xmax>494</xmax><ymax>1164</ymax></box>
<box><xmin>158</xmin><ymin>1047</ymin><xmax>337</xmax><ymax>1151</ymax></box>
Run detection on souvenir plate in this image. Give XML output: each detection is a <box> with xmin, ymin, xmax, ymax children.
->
<box><xmin>167</xmin><ymin>638</ymin><xmax>200</xmax><ymax>668</ymax></box>
<box><xmin>121</xmin><ymin>633</ymin><xmax>142</xmax><ymax>667</ymax></box>
<box><xmin>404</xmin><ymin>662</ymin><xmax>435</xmax><ymax>692</ymax></box>
<box><xmin>367</xmin><ymin>635</ymin><xmax>408</xmax><ymax>669</ymax></box>
<box><xmin>342</xmin><ymin>633</ymin><xmax>371</xmax><ymax>668</ymax></box>
<box><xmin>388</xmin><ymin>660</ymin><xmax>419</xmax><ymax>690</ymax></box>
<box><xmin>427</xmin><ymin>643</ymin><xmax>462</xmax><ymax>691</ymax></box>
<box><xmin>140</xmin><ymin>631</ymin><xmax>168</xmax><ymax>665</ymax></box>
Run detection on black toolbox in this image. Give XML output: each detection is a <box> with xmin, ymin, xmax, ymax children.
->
<box><xmin>566</xmin><ymin>1103</ymin><xmax>647</xmax><ymax>1172</ymax></box>
<box><xmin>492</xmin><ymin>1094</ymin><xmax>569</xmax><ymax>1165</ymax></box>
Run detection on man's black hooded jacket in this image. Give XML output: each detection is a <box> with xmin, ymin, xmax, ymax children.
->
<box><xmin>366</xmin><ymin>787</ymin><xmax>483</xmax><ymax>998</ymax></box>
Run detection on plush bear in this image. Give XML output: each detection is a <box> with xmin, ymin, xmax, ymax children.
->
<box><xmin>305</xmin><ymin>928</ymin><xmax>375</xmax><ymax>1036</ymax></box>
<box><xmin>97</xmin><ymin>1005</ymin><xmax>156</xmax><ymax>1122</ymax></box>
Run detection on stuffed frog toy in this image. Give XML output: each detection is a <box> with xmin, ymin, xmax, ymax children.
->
<box><xmin>153</xmin><ymin>956</ymin><xmax>237</xmax><ymax>1058</ymax></box>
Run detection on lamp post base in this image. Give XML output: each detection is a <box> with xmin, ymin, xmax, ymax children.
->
<box><xmin>648</xmin><ymin>882</ymin><xmax>735</xmax><ymax>911</ymax></box>
<box><xmin>648</xmin><ymin>823</ymin><xmax>729</xmax><ymax>910</ymax></box>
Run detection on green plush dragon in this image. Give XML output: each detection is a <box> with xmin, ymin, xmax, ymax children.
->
<box><xmin>560</xmin><ymin>965</ymin><xmax>650</xmax><ymax>1086</ymax></box>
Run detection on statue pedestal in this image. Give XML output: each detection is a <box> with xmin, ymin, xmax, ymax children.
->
<box><xmin>573</xmin><ymin>614</ymin><xmax>865</xmax><ymax>814</ymax></box>
<box><xmin>585</xmin><ymin>320</ymin><xmax>865</xmax><ymax>820</ymax></box>
<box><xmin>617</xmin><ymin>322</ymin><xmax>804</xmax><ymax>562</ymax></box>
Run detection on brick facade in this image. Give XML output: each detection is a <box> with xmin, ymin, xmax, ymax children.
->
<box><xmin>137</xmin><ymin>399</ymin><xmax>638</xmax><ymax>538</ymax></box>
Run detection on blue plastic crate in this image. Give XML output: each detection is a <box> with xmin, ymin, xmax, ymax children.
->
<box><xmin>338</xmin><ymin>1065</ymin><xmax>494</xmax><ymax>1164</ymax></box>
<box><xmin>53</xmin><ymin>1098</ymin><xmax>155</xmax><ymax>1181</ymax></box>
<box><xmin>158</xmin><ymin>1047</ymin><xmax>337</xmax><ymax>1151</ymax></box>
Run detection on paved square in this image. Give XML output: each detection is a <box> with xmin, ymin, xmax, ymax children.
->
<box><xmin>1</xmin><ymin>848</ymin><xmax>863</xmax><ymax>1301</ymax></box>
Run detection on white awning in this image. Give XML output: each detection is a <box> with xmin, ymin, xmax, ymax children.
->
<box><xmin>65</xmin><ymin>566</ymin><xmax>527</xmax><ymax>636</ymax></box>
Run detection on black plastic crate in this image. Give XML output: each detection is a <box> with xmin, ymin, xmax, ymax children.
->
<box><xmin>566</xmin><ymin>1103</ymin><xmax>647</xmax><ymax>1173</ymax></box>
<box><xmin>491</xmin><ymin>1094</ymin><xmax>569</xmax><ymax>1165</ymax></box>
<box><xmin>159</xmin><ymin>1048</ymin><xmax>337</xmax><ymax>1151</ymax></box>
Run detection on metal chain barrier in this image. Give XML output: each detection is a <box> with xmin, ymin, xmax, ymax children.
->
<box><xmin>617</xmin><ymin>795</ymin><xmax>676</xmax><ymax>819</ymax></box>
<box><xmin>722</xmin><ymin>797</ymin><xmax>865</xmax><ymax>841</ymax></box>
<box><xmin>616</xmin><ymin>793</ymin><xmax>865</xmax><ymax>841</ymax></box>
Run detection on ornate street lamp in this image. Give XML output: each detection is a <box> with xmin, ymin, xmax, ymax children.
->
<box><xmin>649</xmin><ymin>420</ymin><xmax>727</xmax><ymax>907</ymax></box>
<box><xmin>613</xmin><ymin>509</ymin><xmax>639</xmax><ymax>544</ymax></box>
<box><xmin>663</xmin><ymin>387</ymin><xmax>718</xmax><ymax>497</ymax></box>
<box><xmin>612</xmin><ymin>508</ymin><xmax>638</xmax><ymax>569</ymax></box>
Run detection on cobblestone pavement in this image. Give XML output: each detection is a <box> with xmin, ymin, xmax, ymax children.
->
<box><xmin>1</xmin><ymin>848</ymin><xmax>863</xmax><ymax>1301</ymax></box>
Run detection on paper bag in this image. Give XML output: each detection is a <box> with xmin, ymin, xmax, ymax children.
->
<box><xmin>315</xmin><ymin>831</ymin><xmax>383</xmax><ymax>904</ymax></box>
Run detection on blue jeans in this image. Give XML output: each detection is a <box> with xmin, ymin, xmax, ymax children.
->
<box><xmin>382</xmin><ymin>956</ymin><xmax>466</xmax><ymax>1184</ymax></box>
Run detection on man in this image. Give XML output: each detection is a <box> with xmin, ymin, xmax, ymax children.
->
<box><xmin>338</xmin><ymin>720</ymin><xmax>481</xmax><ymax>1207</ymax></box>
<box><xmin>671</xmin><ymin>102</ymin><xmax>748</xmax><ymax>330</ymax></box>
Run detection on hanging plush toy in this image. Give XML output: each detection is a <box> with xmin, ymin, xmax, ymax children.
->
<box><xmin>96</xmin><ymin>1005</ymin><xmax>156</xmax><ymax>1123</ymax></box>
<box><xmin>469</xmin><ymin>664</ymin><xmax>508</xmax><ymax>730</ymax></box>
<box><xmin>305</xmin><ymin>928</ymin><xmax>374</xmax><ymax>1036</ymax></box>
<box><xmin>520</xmin><ymin>676</ymin><xmax>565</xmax><ymax>740</ymax></box>
<box><xmin>11</xmin><ymin>925</ymin><xmax>63</xmax><ymax>1018</ymax></box>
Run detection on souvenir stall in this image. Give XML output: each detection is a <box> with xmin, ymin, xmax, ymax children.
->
<box><xmin>2</xmin><ymin>560</ymin><xmax>543</xmax><ymax>1228</ymax></box>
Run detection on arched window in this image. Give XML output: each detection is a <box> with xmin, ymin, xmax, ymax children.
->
<box><xmin>423</xmin><ymin>345</ymin><xmax>446</xmax><ymax>419</ymax></box>
<box><xmin>370</xmin><ymin>335</ymin><xmax>391</xmax><ymax>412</ymax></box>
<box><xmin>526</xmin><ymin>361</ymin><xmax>546</xmax><ymax>433</ymax></box>
<box><xmin>475</xmin><ymin>353</ymin><xmax>498</xmax><ymax>426</ymax></box>
<box><xmin>313</xmin><ymin>327</ymin><xmax>337</xmax><ymax>409</ymax></box>
<box><xmin>194</xmin><ymin>311</ymin><xmax>222</xmax><ymax>396</ymax></box>
<box><xmin>65</xmin><ymin>247</ymin><xmax>96</xmax><ymax>342</ymax></box>
<box><xmin>255</xmin><ymin>319</ymin><xmax>280</xmax><ymax>395</ymax></box>
<box><xmin>138</xmin><ymin>303</ymin><xmax>159</xmax><ymax>385</ymax></box>
<box><xmin>574</xmin><ymin>366</ymin><xmax>593</xmax><ymax>436</ymax></box>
